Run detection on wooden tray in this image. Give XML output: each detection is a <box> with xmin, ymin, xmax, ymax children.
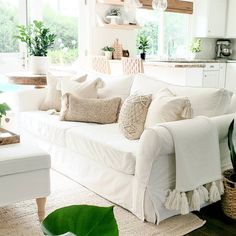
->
<box><xmin>0</xmin><ymin>128</ymin><xmax>20</xmax><ymax>146</ymax></box>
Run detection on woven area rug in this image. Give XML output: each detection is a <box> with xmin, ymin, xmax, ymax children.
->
<box><xmin>0</xmin><ymin>170</ymin><xmax>205</xmax><ymax>236</ymax></box>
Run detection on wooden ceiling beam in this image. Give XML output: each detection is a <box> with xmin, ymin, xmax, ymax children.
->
<box><xmin>140</xmin><ymin>0</ymin><xmax>193</xmax><ymax>14</ymax></box>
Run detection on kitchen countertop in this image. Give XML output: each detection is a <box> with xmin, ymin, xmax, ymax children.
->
<box><xmin>109</xmin><ymin>58</ymin><xmax>236</xmax><ymax>68</ymax></box>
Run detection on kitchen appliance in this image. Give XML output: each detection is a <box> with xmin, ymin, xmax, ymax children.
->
<box><xmin>216</xmin><ymin>39</ymin><xmax>233</xmax><ymax>59</ymax></box>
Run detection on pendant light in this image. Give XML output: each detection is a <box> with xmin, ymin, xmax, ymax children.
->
<box><xmin>152</xmin><ymin>0</ymin><xmax>168</xmax><ymax>11</ymax></box>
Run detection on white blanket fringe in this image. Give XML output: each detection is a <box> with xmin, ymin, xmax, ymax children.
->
<box><xmin>165</xmin><ymin>180</ymin><xmax>224</xmax><ymax>214</ymax></box>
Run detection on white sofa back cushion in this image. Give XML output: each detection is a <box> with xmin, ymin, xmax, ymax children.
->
<box><xmin>131</xmin><ymin>74</ymin><xmax>233</xmax><ymax>117</ymax></box>
<box><xmin>88</xmin><ymin>73</ymin><xmax>134</xmax><ymax>102</ymax></box>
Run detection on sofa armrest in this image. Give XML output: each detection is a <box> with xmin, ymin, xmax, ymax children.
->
<box><xmin>0</xmin><ymin>89</ymin><xmax>46</xmax><ymax>112</ymax></box>
<box><xmin>210</xmin><ymin>113</ymin><xmax>236</xmax><ymax>140</ymax></box>
<box><xmin>135</xmin><ymin>114</ymin><xmax>236</xmax><ymax>183</ymax></box>
<box><xmin>135</xmin><ymin>126</ymin><xmax>174</xmax><ymax>184</ymax></box>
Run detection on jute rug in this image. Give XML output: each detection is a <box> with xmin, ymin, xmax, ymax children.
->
<box><xmin>0</xmin><ymin>170</ymin><xmax>205</xmax><ymax>236</ymax></box>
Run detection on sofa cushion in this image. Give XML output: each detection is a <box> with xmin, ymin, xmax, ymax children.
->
<box><xmin>66</xmin><ymin>123</ymin><xmax>137</xmax><ymax>175</ymax></box>
<box><xmin>21</xmin><ymin>111</ymin><xmax>138</xmax><ymax>175</ymax></box>
<box><xmin>20</xmin><ymin>111</ymin><xmax>81</xmax><ymax>146</ymax></box>
<box><xmin>96</xmin><ymin>74</ymin><xmax>134</xmax><ymax>102</ymax></box>
<box><xmin>60</xmin><ymin>78</ymin><xmax>103</xmax><ymax>98</ymax></box>
<box><xmin>131</xmin><ymin>74</ymin><xmax>233</xmax><ymax>117</ymax></box>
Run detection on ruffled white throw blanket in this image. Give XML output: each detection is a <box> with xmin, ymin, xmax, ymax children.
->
<box><xmin>160</xmin><ymin>116</ymin><xmax>224</xmax><ymax>215</ymax></box>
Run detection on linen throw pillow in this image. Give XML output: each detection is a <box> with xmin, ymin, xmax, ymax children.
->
<box><xmin>118</xmin><ymin>94</ymin><xmax>152</xmax><ymax>140</ymax></box>
<box><xmin>60</xmin><ymin>78</ymin><xmax>104</xmax><ymax>99</ymax></box>
<box><xmin>60</xmin><ymin>94</ymin><xmax>121</xmax><ymax>124</ymax></box>
<box><xmin>145</xmin><ymin>88</ymin><xmax>193</xmax><ymax>128</ymax></box>
<box><xmin>40</xmin><ymin>73</ymin><xmax>62</xmax><ymax>112</ymax></box>
<box><xmin>40</xmin><ymin>73</ymin><xmax>88</xmax><ymax>112</ymax></box>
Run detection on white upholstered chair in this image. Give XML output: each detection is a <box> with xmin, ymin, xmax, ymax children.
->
<box><xmin>91</xmin><ymin>56</ymin><xmax>111</xmax><ymax>75</ymax></box>
<box><xmin>122</xmin><ymin>57</ymin><xmax>144</xmax><ymax>75</ymax></box>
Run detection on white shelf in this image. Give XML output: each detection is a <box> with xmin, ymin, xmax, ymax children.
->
<box><xmin>96</xmin><ymin>0</ymin><xmax>124</xmax><ymax>6</ymax></box>
<box><xmin>97</xmin><ymin>23</ymin><xmax>140</xmax><ymax>30</ymax></box>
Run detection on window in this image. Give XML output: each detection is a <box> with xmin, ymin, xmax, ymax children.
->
<box><xmin>28</xmin><ymin>0</ymin><xmax>80</xmax><ymax>65</ymax></box>
<box><xmin>136</xmin><ymin>9</ymin><xmax>190</xmax><ymax>59</ymax></box>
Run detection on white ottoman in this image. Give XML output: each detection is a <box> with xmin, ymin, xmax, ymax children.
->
<box><xmin>0</xmin><ymin>143</ymin><xmax>51</xmax><ymax>221</ymax></box>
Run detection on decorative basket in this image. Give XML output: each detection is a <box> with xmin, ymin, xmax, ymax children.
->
<box><xmin>222</xmin><ymin>169</ymin><xmax>236</xmax><ymax>219</ymax></box>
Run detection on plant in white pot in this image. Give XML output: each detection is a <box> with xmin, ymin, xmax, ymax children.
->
<box><xmin>102</xmin><ymin>46</ymin><xmax>115</xmax><ymax>60</ymax></box>
<box><xmin>15</xmin><ymin>20</ymin><xmax>56</xmax><ymax>75</ymax></box>
<box><xmin>189</xmin><ymin>39</ymin><xmax>201</xmax><ymax>60</ymax></box>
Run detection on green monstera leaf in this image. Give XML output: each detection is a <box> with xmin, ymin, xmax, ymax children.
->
<box><xmin>41</xmin><ymin>205</ymin><xmax>119</xmax><ymax>236</ymax></box>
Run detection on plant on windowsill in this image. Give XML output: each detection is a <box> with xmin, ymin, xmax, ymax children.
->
<box><xmin>41</xmin><ymin>205</ymin><xmax>119</xmax><ymax>236</ymax></box>
<box><xmin>0</xmin><ymin>103</ymin><xmax>10</xmax><ymax>128</ymax></box>
<box><xmin>221</xmin><ymin>119</ymin><xmax>236</xmax><ymax>220</ymax></box>
<box><xmin>102</xmin><ymin>46</ymin><xmax>115</xmax><ymax>60</ymax></box>
<box><xmin>137</xmin><ymin>35</ymin><xmax>150</xmax><ymax>60</ymax></box>
<box><xmin>189</xmin><ymin>39</ymin><xmax>201</xmax><ymax>60</ymax></box>
<box><xmin>15</xmin><ymin>20</ymin><xmax>56</xmax><ymax>75</ymax></box>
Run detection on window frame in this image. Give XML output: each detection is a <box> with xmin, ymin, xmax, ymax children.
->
<box><xmin>137</xmin><ymin>9</ymin><xmax>192</xmax><ymax>59</ymax></box>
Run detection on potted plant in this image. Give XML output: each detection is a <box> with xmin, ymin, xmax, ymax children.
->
<box><xmin>137</xmin><ymin>35</ymin><xmax>150</xmax><ymax>60</ymax></box>
<box><xmin>190</xmin><ymin>39</ymin><xmax>201</xmax><ymax>60</ymax></box>
<box><xmin>106</xmin><ymin>8</ymin><xmax>121</xmax><ymax>25</ymax></box>
<box><xmin>102</xmin><ymin>46</ymin><xmax>115</xmax><ymax>60</ymax></box>
<box><xmin>0</xmin><ymin>103</ymin><xmax>10</xmax><ymax>128</ymax></box>
<box><xmin>15</xmin><ymin>20</ymin><xmax>56</xmax><ymax>75</ymax></box>
<box><xmin>221</xmin><ymin>119</ymin><xmax>236</xmax><ymax>219</ymax></box>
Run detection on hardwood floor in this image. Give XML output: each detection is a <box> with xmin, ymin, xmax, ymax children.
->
<box><xmin>187</xmin><ymin>202</ymin><xmax>236</xmax><ymax>236</ymax></box>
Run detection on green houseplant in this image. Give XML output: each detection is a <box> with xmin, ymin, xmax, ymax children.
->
<box><xmin>15</xmin><ymin>20</ymin><xmax>56</xmax><ymax>75</ymax></box>
<box><xmin>102</xmin><ymin>46</ymin><xmax>115</xmax><ymax>60</ymax></box>
<box><xmin>0</xmin><ymin>103</ymin><xmax>10</xmax><ymax>128</ymax></box>
<box><xmin>41</xmin><ymin>205</ymin><xmax>118</xmax><ymax>236</ymax></box>
<box><xmin>137</xmin><ymin>35</ymin><xmax>149</xmax><ymax>60</ymax></box>
<box><xmin>221</xmin><ymin>119</ymin><xmax>236</xmax><ymax>220</ymax></box>
<box><xmin>190</xmin><ymin>39</ymin><xmax>201</xmax><ymax>59</ymax></box>
<box><xmin>227</xmin><ymin>119</ymin><xmax>236</xmax><ymax>181</ymax></box>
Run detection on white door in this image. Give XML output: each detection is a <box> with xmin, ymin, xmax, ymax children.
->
<box><xmin>226</xmin><ymin>0</ymin><xmax>236</xmax><ymax>38</ymax></box>
<box><xmin>226</xmin><ymin>63</ymin><xmax>236</xmax><ymax>93</ymax></box>
<box><xmin>203</xmin><ymin>71</ymin><xmax>219</xmax><ymax>88</ymax></box>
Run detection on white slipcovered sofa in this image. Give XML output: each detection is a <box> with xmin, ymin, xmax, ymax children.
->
<box><xmin>6</xmin><ymin>74</ymin><xmax>236</xmax><ymax>224</ymax></box>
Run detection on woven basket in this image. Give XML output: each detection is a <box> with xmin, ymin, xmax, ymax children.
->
<box><xmin>222</xmin><ymin>169</ymin><xmax>236</xmax><ymax>219</ymax></box>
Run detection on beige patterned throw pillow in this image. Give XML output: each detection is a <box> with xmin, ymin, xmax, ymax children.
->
<box><xmin>118</xmin><ymin>94</ymin><xmax>152</xmax><ymax>140</ymax></box>
<box><xmin>60</xmin><ymin>94</ymin><xmax>121</xmax><ymax>124</ymax></box>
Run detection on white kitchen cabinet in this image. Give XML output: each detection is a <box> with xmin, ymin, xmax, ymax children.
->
<box><xmin>226</xmin><ymin>0</ymin><xmax>236</xmax><ymax>38</ymax></box>
<box><xmin>193</xmin><ymin>0</ymin><xmax>227</xmax><ymax>38</ymax></box>
<box><xmin>226</xmin><ymin>63</ymin><xmax>236</xmax><ymax>93</ymax></box>
<box><xmin>203</xmin><ymin>71</ymin><xmax>219</xmax><ymax>88</ymax></box>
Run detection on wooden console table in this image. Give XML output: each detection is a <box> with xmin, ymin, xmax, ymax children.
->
<box><xmin>7</xmin><ymin>72</ymin><xmax>47</xmax><ymax>89</ymax></box>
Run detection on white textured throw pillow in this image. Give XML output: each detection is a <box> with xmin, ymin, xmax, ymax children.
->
<box><xmin>60</xmin><ymin>78</ymin><xmax>103</xmax><ymax>99</ymax></box>
<box><xmin>145</xmin><ymin>88</ymin><xmax>193</xmax><ymax>128</ymax></box>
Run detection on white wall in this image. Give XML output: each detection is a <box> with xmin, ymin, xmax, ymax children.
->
<box><xmin>194</xmin><ymin>38</ymin><xmax>217</xmax><ymax>60</ymax></box>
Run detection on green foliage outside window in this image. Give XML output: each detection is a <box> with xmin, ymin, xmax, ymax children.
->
<box><xmin>43</xmin><ymin>4</ymin><xmax>79</xmax><ymax>64</ymax></box>
<box><xmin>0</xmin><ymin>0</ymin><xmax>19</xmax><ymax>53</ymax></box>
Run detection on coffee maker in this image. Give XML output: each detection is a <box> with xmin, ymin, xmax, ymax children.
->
<box><xmin>216</xmin><ymin>39</ymin><xmax>233</xmax><ymax>59</ymax></box>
